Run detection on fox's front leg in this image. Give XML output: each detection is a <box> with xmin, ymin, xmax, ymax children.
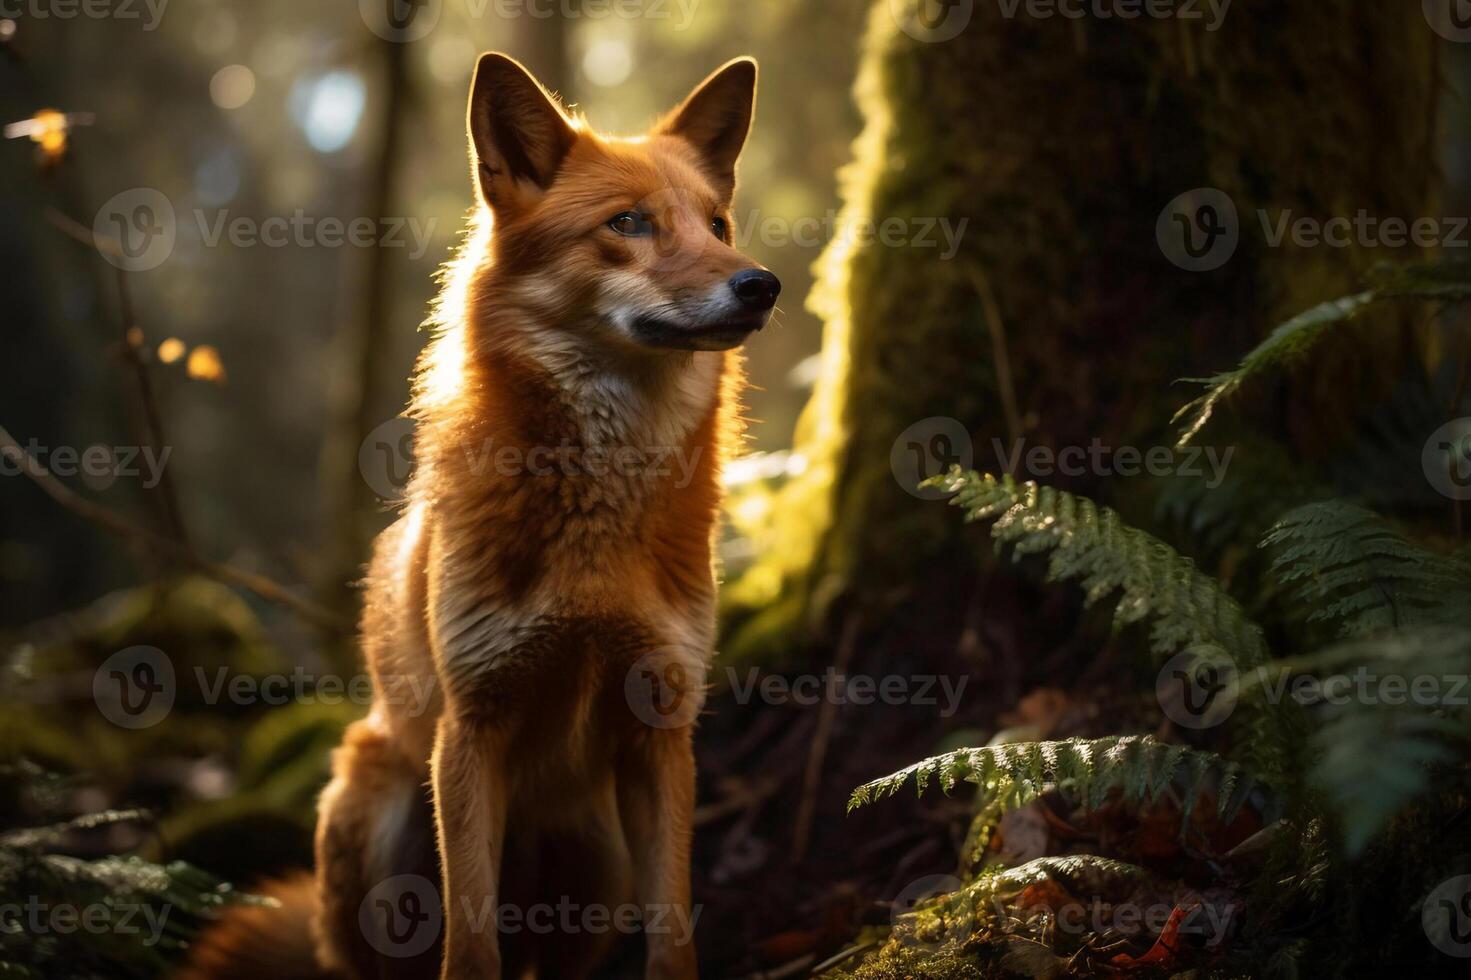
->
<box><xmin>619</xmin><ymin>727</ymin><xmax>699</xmax><ymax>980</ymax></box>
<box><xmin>430</xmin><ymin>711</ymin><xmax>507</xmax><ymax>980</ymax></box>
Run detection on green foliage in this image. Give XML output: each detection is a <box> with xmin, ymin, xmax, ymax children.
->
<box><xmin>1176</xmin><ymin>257</ymin><xmax>1471</xmax><ymax>444</ymax></box>
<box><xmin>935</xmin><ymin>470</ymin><xmax>1273</xmax><ymax>673</ymax></box>
<box><xmin>0</xmin><ymin>763</ymin><xmax>236</xmax><ymax>980</ymax></box>
<box><xmin>1174</xmin><ymin>292</ymin><xmax>1376</xmax><ymax>446</ymax></box>
<box><xmin>849</xmin><ymin>734</ymin><xmax>1264</xmax><ymax>827</ymax></box>
<box><xmin>930</xmin><ymin>469</ymin><xmax>1296</xmax><ymax>779</ymax></box>
<box><xmin>1174</xmin><ymin>259</ymin><xmax>1471</xmax><ymax>446</ymax></box>
<box><xmin>1262</xmin><ymin>502</ymin><xmax>1471</xmax><ymax>637</ymax></box>
<box><xmin>835</xmin><ymin>257</ymin><xmax>1471</xmax><ymax>977</ymax></box>
<box><xmin>1249</xmin><ymin>626</ymin><xmax>1471</xmax><ymax>853</ymax></box>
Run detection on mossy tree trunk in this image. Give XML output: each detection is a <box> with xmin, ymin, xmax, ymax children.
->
<box><xmin>726</xmin><ymin>0</ymin><xmax>1440</xmax><ymax>660</ymax></box>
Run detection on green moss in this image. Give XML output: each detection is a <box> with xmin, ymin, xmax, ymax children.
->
<box><xmin>727</xmin><ymin>0</ymin><xmax>1439</xmax><ymax>657</ymax></box>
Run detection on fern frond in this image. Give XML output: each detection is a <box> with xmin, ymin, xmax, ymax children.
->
<box><xmin>1245</xmin><ymin>626</ymin><xmax>1471</xmax><ymax>854</ymax></box>
<box><xmin>1174</xmin><ymin>292</ymin><xmax>1376</xmax><ymax>446</ymax></box>
<box><xmin>1174</xmin><ymin>259</ymin><xmax>1471</xmax><ymax>445</ymax></box>
<box><xmin>1261</xmin><ymin>502</ymin><xmax>1471</xmax><ymax>636</ymax></box>
<box><xmin>938</xmin><ymin>470</ymin><xmax>1273</xmax><ymax>672</ymax></box>
<box><xmin>849</xmin><ymin>734</ymin><xmax>1266</xmax><ymax>826</ymax></box>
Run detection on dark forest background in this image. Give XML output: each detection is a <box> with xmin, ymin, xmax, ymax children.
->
<box><xmin>7</xmin><ymin>2</ymin><xmax>1471</xmax><ymax>978</ymax></box>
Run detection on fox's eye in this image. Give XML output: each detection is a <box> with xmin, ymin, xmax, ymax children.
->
<box><xmin>608</xmin><ymin>211</ymin><xmax>652</xmax><ymax>237</ymax></box>
<box><xmin>711</xmin><ymin>216</ymin><xmax>728</xmax><ymax>240</ymax></box>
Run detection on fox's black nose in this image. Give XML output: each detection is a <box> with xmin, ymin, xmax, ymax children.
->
<box><xmin>729</xmin><ymin>269</ymin><xmax>782</xmax><ymax>312</ymax></box>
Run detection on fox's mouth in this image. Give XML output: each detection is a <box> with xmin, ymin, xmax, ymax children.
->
<box><xmin>629</xmin><ymin>313</ymin><xmax>767</xmax><ymax>352</ymax></box>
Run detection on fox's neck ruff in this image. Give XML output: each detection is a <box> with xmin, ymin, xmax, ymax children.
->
<box><xmin>408</xmin><ymin>216</ymin><xmax>739</xmax><ymax>532</ymax></box>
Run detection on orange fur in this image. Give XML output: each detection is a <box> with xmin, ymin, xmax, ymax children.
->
<box><xmin>186</xmin><ymin>53</ymin><xmax>772</xmax><ymax>980</ymax></box>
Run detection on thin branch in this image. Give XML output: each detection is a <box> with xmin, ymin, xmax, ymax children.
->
<box><xmin>1</xmin><ymin>423</ymin><xmax>350</xmax><ymax>635</ymax></box>
<box><xmin>45</xmin><ymin>206</ymin><xmax>189</xmax><ymax>544</ymax></box>
<box><xmin>791</xmin><ymin>614</ymin><xmax>862</xmax><ymax>864</ymax></box>
<box><xmin>968</xmin><ymin>263</ymin><xmax>1024</xmax><ymax>467</ymax></box>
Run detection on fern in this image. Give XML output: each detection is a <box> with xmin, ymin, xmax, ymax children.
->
<box><xmin>0</xmin><ymin>764</ymin><xmax>238</xmax><ymax>979</ymax></box>
<box><xmin>1247</xmin><ymin>626</ymin><xmax>1471</xmax><ymax>854</ymax></box>
<box><xmin>932</xmin><ymin>469</ymin><xmax>1298</xmax><ymax>777</ymax></box>
<box><xmin>849</xmin><ymin>734</ymin><xmax>1267</xmax><ymax>827</ymax></box>
<box><xmin>937</xmin><ymin>469</ymin><xmax>1274</xmax><ymax>669</ymax></box>
<box><xmin>1174</xmin><ymin>258</ymin><xmax>1471</xmax><ymax>445</ymax></box>
<box><xmin>1261</xmin><ymin>502</ymin><xmax>1471</xmax><ymax>637</ymax></box>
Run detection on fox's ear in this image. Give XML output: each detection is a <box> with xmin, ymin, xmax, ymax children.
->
<box><xmin>467</xmin><ymin>53</ymin><xmax>576</xmax><ymax>210</ymax></box>
<box><xmin>659</xmin><ymin>57</ymin><xmax>757</xmax><ymax>192</ymax></box>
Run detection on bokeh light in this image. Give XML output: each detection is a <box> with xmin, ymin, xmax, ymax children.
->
<box><xmin>209</xmin><ymin>64</ymin><xmax>256</xmax><ymax>110</ymax></box>
<box><xmin>289</xmin><ymin>70</ymin><xmax>365</xmax><ymax>153</ymax></box>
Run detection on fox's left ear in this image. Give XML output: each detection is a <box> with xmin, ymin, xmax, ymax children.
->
<box><xmin>658</xmin><ymin>57</ymin><xmax>757</xmax><ymax>192</ymax></box>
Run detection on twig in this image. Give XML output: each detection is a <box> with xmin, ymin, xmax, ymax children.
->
<box><xmin>791</xmin><ymin>614</ymin><xmax>862</xmax><ymax>864</ymax></box>
<box><xmin>1448</xmin><ymin>338</ymin><xmax>1471</xmax><ymax>539</ymax></box>
<box><xmin>114</xmin><ymin>267</ymin><xmax>189</xmax><ymax>544</ymax></box>
<box><xmin>1</xmin><ymin>423</ymin><xmax>349</xmax><ymax>634</ymax></box>
<box><xmin>694</xmin><ymin>773</ymin><xmax>785</xmax><ymax>827</ymax></box>
<box><xmin>968</xmin><ymin>264</ymin><xmax>1024</xmax><ymax>466</ymax></box>
<box><xmin>45</xmin><ymin>207</ymin><xmax>189</xmax><ymax>544</ymax></box>
<box><xmin>739</xmin><ymin>954</ymin><xmax>817</xmax><ymax>980</ymax></box>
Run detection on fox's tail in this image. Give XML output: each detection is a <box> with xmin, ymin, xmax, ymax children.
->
<box><xmin>177</xmin><ymin>872</ymin><xmax>336</xmax><ymax>980</ymax></box>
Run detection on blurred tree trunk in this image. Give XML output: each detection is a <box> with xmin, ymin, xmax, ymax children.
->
<box><xmin>317</xmin><ymin>19</ymin><xmax>570</xmax><ymax>632</ymax></box>
<box><xmin>726</xmin><ymin>0</ymin><xmax>1440</xmax><ymax>660</ymax></box>
<box><xmin>317</xmin><ymin>38</ymin><xmax>412</xmax><ymax>633</ymax></box>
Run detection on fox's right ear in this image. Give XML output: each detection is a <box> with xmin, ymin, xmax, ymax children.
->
<box><xmin>467</xmin><ymin>53</ymin><xmax>577</xmax><ymax>212</ymax></box>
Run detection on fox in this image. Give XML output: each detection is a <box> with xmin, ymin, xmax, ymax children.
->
<box><xmin>181</xmin><ymin>52</ymin><xmax>778</xmax><ymax>980</ymax></box>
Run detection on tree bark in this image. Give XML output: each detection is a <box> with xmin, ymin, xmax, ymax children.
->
<box><xmin>726</xmin><ymin>0</ymin><xmax>1441</xmax><ymax>660</ymax></box>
